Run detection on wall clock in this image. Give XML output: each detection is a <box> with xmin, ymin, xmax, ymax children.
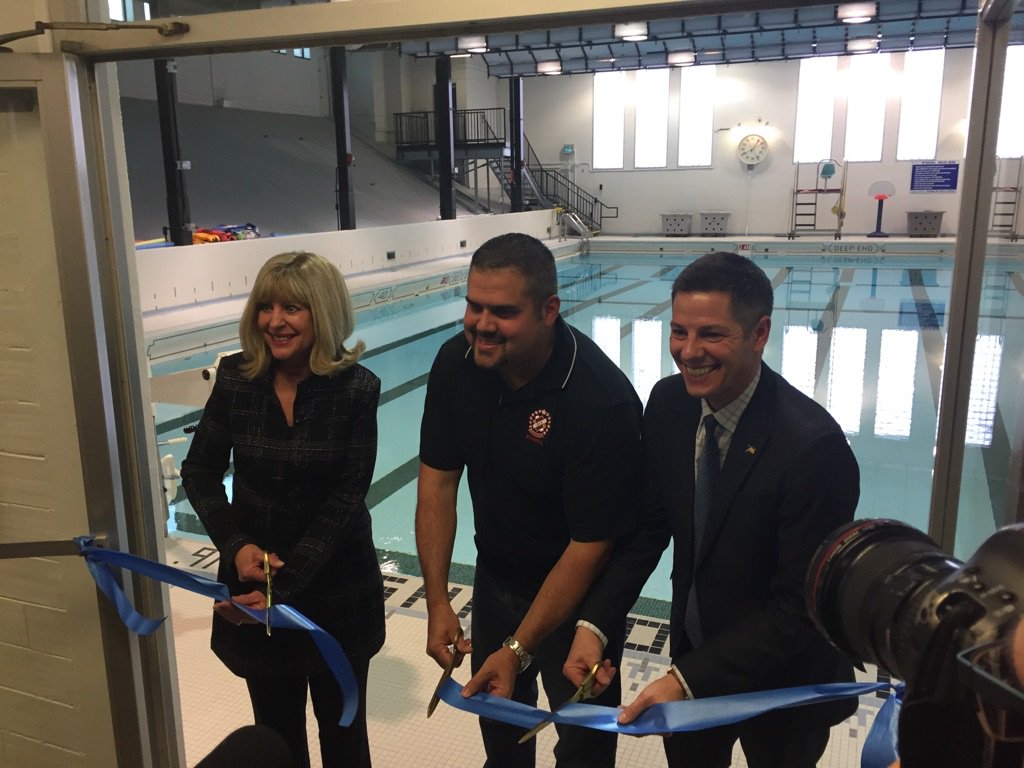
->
<box><xmin>737</xmin><ymin>133</ymin><xmax>769</xmax><ymax>166</ymax></box>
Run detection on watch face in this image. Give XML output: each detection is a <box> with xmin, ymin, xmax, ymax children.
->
<box><xmin>737</xmin><ymin>134</ymin><xmax>768</xmax><ymax>165</ymax></box>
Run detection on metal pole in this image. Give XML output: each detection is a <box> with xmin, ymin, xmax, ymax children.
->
<box><xmin>329</xmin><ymin>47</ymin><xmax>356</xmax><ymax>230</ymax></box>
<box><xmin>509</xmin><ymin>76</ymin><xmax>524</xmax><ymax>212</ymax></box>
<box><xmin>434</xmin><ymin>56</ymin><xmax>456</xmax><ymax>220</ymax></box>
<box><xmin>153</xmin><ymin>58</ymin><xmax>193</xmax><ymax>245</ymax></box>
<box><xmin>928</xmin><ymin>7</ymin><xmax>1012</xmax><ymax>553</ymax></box>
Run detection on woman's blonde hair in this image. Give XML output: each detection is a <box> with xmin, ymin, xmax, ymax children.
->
<box><xmin>238</xmin><ymin>251</ymin><xmax>364</xmax><ymax>379</ymax></box>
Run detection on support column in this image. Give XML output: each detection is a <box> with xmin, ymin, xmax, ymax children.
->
<box><xmin>153</xmin><ymin>58</ymin><xmax>193</xmax><ymax>245</ymax></box>
<box><xmin>509</xmin><ymin>76</ymin><xmax>525</xmax><ymax>212</ymax></box>
<box><xmin>434</xmin><ymin>56</ymin><xmax>456</xmax><ymax>220</ymax></box>
<box><xmin>329</xmin><ymin>47</ymin><xmax>356</xmax><ymax>230</ymax></box>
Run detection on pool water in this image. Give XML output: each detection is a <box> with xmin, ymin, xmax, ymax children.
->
<box><xmin>153</xmin><ymin>248</ymin><xmax>1024</xmax><ymax>605</ymax></box>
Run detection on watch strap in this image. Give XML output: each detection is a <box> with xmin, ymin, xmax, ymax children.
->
<box><xmin>502</xmin><ymin>635</ymin><xmax>533</xmax><ymax>672</ymax></box>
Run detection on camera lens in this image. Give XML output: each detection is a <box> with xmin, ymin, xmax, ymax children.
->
<box><xmin>806</xmin><ymin>518</ymin><xmax>962</xmax><ymax>683</ymax></box>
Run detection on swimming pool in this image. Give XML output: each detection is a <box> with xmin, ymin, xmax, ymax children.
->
<box><xmin>152</xmin><ymin>241</ymin><xmax>1024</xmax><ymax>606</ymax></box>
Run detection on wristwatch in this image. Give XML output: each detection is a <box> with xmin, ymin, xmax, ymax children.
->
<box><xmin>502</xmin><ymin>636</ymin><xmax>534</xmax><ymax>672</ymax></box>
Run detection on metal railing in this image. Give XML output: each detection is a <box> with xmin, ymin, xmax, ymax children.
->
<box><xmin>394</xmin><ymin>107</ymin><xmax>507</xmax><ymax>147</ymax></box>
<box><xmin>395</xmin><ymin>108</ymin><xmax>617</xmax><ymax>232</ymax></box>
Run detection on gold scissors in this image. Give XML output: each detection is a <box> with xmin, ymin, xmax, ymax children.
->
<box><xmin>427</xmin><ymin>626</ymin><xmax>464</xmax><ymax>717</ymax></box>
<box><xmin>264</xmin><ymin>551</ymin><xmax>272</xmax><ymax>637</ymax></box>
<box><xmin>518</xmin><ymin>662</ymin><xmax>600</xmax><ymax>743</ymax></box>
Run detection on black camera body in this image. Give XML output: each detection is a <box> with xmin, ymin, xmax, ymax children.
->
<box><xmin>806</xmin><ymin>519</ymin><xmax>1024</xmax><ymax>768</ymax></box>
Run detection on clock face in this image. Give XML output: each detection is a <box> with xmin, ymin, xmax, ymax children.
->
<box><xmin>737</xmin><ymin>134</ymin><xmax>769</xmax><ymax>165</ymax></box>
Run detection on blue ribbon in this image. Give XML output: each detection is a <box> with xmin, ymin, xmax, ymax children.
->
<box><xmin>437</xmin><ymin>677</ymin><xmax>891</xmax><ymax>735</ymax></box>
<box><xmin>861</xmin><ymin>683</ymin><xmax>902</xmax><ymax>768</ymax></box>
<box><xmin>74</xmin><ymin>536</ymin><xmax>359</xmax><ymax>727</ymax></box>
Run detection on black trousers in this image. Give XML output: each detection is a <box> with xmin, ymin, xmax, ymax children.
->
<box><xmin>245</xmin><ymin>655</ymin><xmax>372</xmax><ymax>768</ymax></box>
<box><xmin>471</xmin><ymin>565</ymin><xmax>622</xmax><ymax>768</ymax></box>
<box><xmin>662</xmin><ymin>709</ymin><xmax>831</xmax><ymax>768</ymax></box>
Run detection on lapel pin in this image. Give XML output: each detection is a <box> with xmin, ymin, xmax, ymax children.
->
<box><xmin>745</xmin><ymin>445</ymin><xmax>757</xmax><ymax>456</ymax></box>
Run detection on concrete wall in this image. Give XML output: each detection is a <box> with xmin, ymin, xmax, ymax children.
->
<box><xmin>118</xmin><ymin>49</ymin><xmax>331</xmax><ymax>117</ymax></box>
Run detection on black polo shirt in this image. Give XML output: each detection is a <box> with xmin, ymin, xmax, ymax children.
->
<box><xmin>419</xmin><ymin>317</ymin><xmax>643</xmax><ymax>597</ymax></box>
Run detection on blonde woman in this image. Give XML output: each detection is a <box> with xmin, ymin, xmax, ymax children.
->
<box><xmin>182</xmin><ymin>251</ymin><xmax>384</xmax><ymax>768</ymax></box>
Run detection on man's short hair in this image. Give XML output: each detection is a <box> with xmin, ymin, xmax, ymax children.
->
<box><xmin>470</xmin><ymin>233</ymin><xmax>558</xmax><ymax>309</ymax></box>
<box><xmin>671</xmin><ymin>251</ymin><xmax>773</xmax><ymax>333</ymax></box>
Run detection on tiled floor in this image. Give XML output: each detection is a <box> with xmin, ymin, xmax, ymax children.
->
<box><xmin>167</xmin><ymin>536</ymin><xmax>889</xmax><ymax>767</ymax></box>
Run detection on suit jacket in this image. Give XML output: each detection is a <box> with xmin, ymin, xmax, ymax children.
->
<box><xmin>582</xmin><ymin>363</ymin><xmax>858</xmax><ymax>728</ymax></box>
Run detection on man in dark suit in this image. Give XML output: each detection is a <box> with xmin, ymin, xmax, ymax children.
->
<box><xmin>566</xmin><ymin>251</ymin><xmax>859</xmax><ymax>767</ymax></box>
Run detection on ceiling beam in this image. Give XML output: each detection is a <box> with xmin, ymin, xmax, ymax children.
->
<box><xmin>56</xmin><ymin>0</ymin><xmax>833</xmax><ymax>62</ymax></box>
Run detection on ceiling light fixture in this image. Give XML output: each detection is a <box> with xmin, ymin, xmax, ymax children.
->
<box><xmin>457</xmin><ymin>35</ymin><xmax>488</xmax><ymax>53</ymax></box>
<box><xmin>667</xmin><ymin>51</ymin><xmax>695</xmax><ymax>66</ymax></box>
<box><xmin>846</xmin><ymin>37</ymin><xmax>879</xmax><ymax>52</ymax></box>
<box><xmin>614</xmin><ymin>22</ymin><xmax>648</xmax><ymax>42</ymax></box>
<box><xmin>837</xmin><ymin>2</ymin><xmax>877</xmax><ymax>24</ymax></box>
<box><xmin>536</xmin><ymin>60</ymin><xmax>562</xmax><ymax>75</ymax></box>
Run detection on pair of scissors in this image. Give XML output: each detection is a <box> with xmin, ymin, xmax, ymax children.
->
<box><xmin>517</xmin><ymin>662</ymin><xmax>601</xmax><ymax>743</ymax></box>
<box><xmin>427</xmin><ymin>626</ymin><xmax>464</xmax><ymax>717</ymax></box>
<box><xmin>263</xmin><ymin>551</ymin><xmax>272</xmax><ymax>637</ymax></box>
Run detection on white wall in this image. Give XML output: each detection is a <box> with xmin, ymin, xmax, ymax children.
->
<box><xmin>521</xmin><ymin>50</ymin><xmax>974</xmax><ymax>237</ymax></box>
<box><xmin>137</xmin><ymin>209</ymin><xmax>558</xmax><ymax>322</ymax></box>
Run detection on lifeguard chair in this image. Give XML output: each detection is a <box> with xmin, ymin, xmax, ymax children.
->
<box><xmin>788</xmin><ymin>159</ymin><xmax>847</xmax><ymax>239</ymax></box>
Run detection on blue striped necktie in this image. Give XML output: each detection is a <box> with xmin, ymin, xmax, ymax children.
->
<box><xmin>684</xmin><ymin>414</ymin><xmax>720</xmax><ymax>647</ymax></box>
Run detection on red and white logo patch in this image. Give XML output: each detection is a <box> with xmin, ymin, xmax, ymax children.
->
<box><xmin>527</xmin><ymin>408</ymin><xmax>553</xmax><ymax>443</ymax></box>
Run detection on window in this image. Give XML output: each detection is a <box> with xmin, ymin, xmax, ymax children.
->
<box><xmin>897</xmin><ymin>49</ymin><xmax>944</xmax><ymax>160</ymax></box>
<box><xmin>592</xmin><ymin>316</ymin><xmax>621</xmax><ymax>367</ymax></box>
<box><xmin>997</xmin><ymin>46</ymin><xmax>1024</xmax><ymax>158</ymax></box>
<box><xmin>108</xmin><ymin>0</ymin><xmax>125</xmax><ymax>20</ymax></box>
<box><xmin>845</xmin><ymin>53</ymin><xmax>892</xmax><ymax>162</ymax></box>
<box><xmin>677</xmin><ymin>65</ymin><xmax>715</xmax><ymax>167</ymax></box>
<box><xmin>874</xmin><ymin>329</ymin><xmax>918</xmax><ymax>439</ymax></box>
<box><xmin>632</xmin><ymin>318</ymin><xmax>663</xmax><ymax>407</ymax></box>
<box><xmin>635</xmin><ymin>69</ymin><xmax>669</xmax><ymax>168</ymax></box>
<box><xmin>794</xmin><ymin>57</ymin><xmax>837</xmax><ymax>163</ymax></box>
<box><xmin>272</xmin><ymin>48</ymin><xmax>312</xmax><ymax>59</ymax></box>
<box><xmin>781</xmin><ymin>325</ymin><xmax>817</xmax><ymax>398</ymax></box>
<box><xmin>827</xmin><ymin>327</ymin><xmax>867</xmax><ymax>435</ymax></box>
<box><xmin>965</xmin><ymin>335</ymin><xmax>1003</xmax><ymax>446</ymax></box>
<box><xmin>593</xmin><ymin>72</ymin><xmax>626</xmax><ymax>169</ymax></box>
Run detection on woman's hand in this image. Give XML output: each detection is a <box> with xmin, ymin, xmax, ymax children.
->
<box><xmin>233</xmin><ymin>543</ymin><xmax>285</xmax><ymax>582</ymax></box>
<box><xmin>213</xmin><ymin>591</ymin><xmax>267</xmax><ymax>626</ymax></box>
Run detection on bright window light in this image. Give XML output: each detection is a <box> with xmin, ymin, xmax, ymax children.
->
<box><xmin>594</xmin><ymin>72</ymin><xmax>626</xmax><ymax>169</ymax></box>
<box><xmin>997</xmin><ymin>46</ymin><xmax>1024</xmax><ymax>158</ymax></box>
<box><xmin>874</xmin><ymin>329</ymin><xmax>918</xmax><ymax>439</ymax></box>
<box><xmin>635</xmin><ymin>69</ymin><xmax>669</xmax><ymax>168</ymax></box>
<box><xmin>781</xmin><ymin>325</ymin><xmax>817</xmax><ymax>398</ymax></box>
<box><xmin>965</xmin><ymin>335</ymin><xmax>1003</xmax><ymax>446</ymax></box>
<box><xmin>592</xmin><ymin>315</ymin><xmax>621</xmax><ymax>367</ymax></box>
<box><xmin>827</xmin><ymin>327</ymin><xmax>867</xmax><ymax>435</ymax></box>
<box><xmin>108</xmin><ymin>0</ymin><xmax>125</xmax><ymax>21</ymax></box>
<box><xmin>794</xmin><ymin>57</ymin><xmax>837</xmax><ymax>163</ymax></box>
<box><xmin>897</xmin><ymin>49</ymin><xmax>944</xmax><ymax>161</ymax></box>
<box><xmin>632</xmin><ymin>318</ymin><xmax>663</xmax><ymax>407</ymax></box>
<box><xmin>845</xmin><ymin>53</ymin><xmax>891</xmax><ymax>162</ymax></box>
<box><xmin>677</xmin><ymin>65</ymin><xmax>715</xmax><ymax>167</ymax></box>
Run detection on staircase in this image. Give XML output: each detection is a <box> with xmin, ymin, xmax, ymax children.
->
<box><xmin>394</xmin><ymin>108</ymin><xmax>617</xmax><ymax>234</ymax></box>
